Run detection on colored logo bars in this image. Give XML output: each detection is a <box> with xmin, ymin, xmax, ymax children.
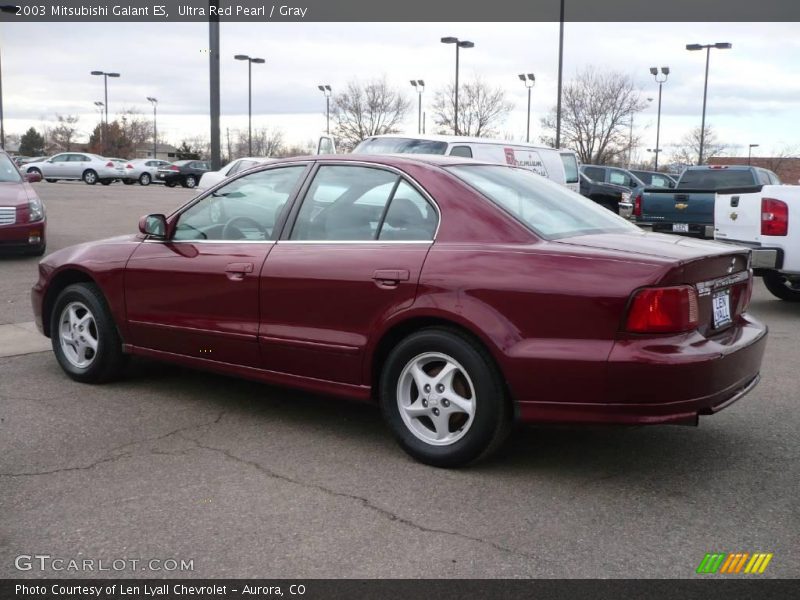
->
<box><xmin>696</xmin><ymin>552</ymin><xmax>773</xmax><ymax>574</ymax></box>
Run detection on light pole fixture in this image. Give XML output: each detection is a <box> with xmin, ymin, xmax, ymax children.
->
<box><xmin>686</xmin><ymin>42</ymin><xmax>731</xmax><ymax>165</ymax></box>
<box><xmin>234</xmin><ymin>54</ymin><xmax>265</xmax><ymax>156</ymax></box>
<box><xmin>90</xmin><ymin>70</ymin><xmax>120</xmax><ymax>129</ymax></box>
<box><xmin>441</xmin><ymin>37</ymin><xmax>474</xmax><ymax>136</ymax></box>
<box><xmin>147</xmin><ymin>97</ymin><xmax>158</xmax><ymax>159</ymax></box>
<box><xmin>649</xmin><ymin>66</ymin><xmax>669</xmax><ymax>171</ymax></box>
<box><xmin>748</xmin><ymin>143</ymin><xmax>759</xmax><ymax>165</ymax></box>
<box><xmin>518</xmin><ymin>73</ymin><xmax>536</xmax><ymax>143</ymax></box>
<box><xmin>647</xmin><ymin>148</ymin><xmax>662</xmax><ymax>169</ymax></box>
<box><xmin>318</xmin><ymin>84</ymin><xmax>332</xmax><ymax>135</ymax></box>
<box><xmin>410</xmin><ymin>80</ymin><xmax>425</xmax><ymax>135</ymax></box>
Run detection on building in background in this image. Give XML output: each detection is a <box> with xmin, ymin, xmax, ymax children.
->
<box><xmin>134</xmin><ymin>143</ymin><xmax>178</xmax><ymax>161</ymax></box>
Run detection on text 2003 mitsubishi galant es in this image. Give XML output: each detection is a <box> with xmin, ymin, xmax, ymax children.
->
<box><xmin>31</xmin><ymin>155</ymin><xmax>767</xmax><ymax>467</ymax></box>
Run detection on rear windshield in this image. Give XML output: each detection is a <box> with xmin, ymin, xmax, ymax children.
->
<box><xmin>0</xmin><ymin>154</ymin><xmax>23</xmax><ymax>183</ymax></box>
<box><xmin>560</xmin><ymin>153</ymin><xmax>579</xmax><ymax>184</ymax></box>
<box><xmin>677</xmin><ymin>169</ymin><xmax>756</xmax><ymax>189</ymax></box>
<box><xmin>353</xmin><ymin>138</ymin><xmax>449</xmax><ymax>155</ymax></box>
<box><xmin>447</xmin><ymin>165</ymin><xmax>639</xmax><ymax>240</ymax></box>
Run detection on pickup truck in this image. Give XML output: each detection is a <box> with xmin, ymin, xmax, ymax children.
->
<box><xmin>633</xmin><ymin>165</ymin><xmax>781</xmax><ymax>239</ymax></box>
<box><xmin>715</xmin><ymin>184</ymin><xmax>800</xmax><ymax>301</ymax></box>
<box><xmin>578</xmin><ymin>172</ymin><xmax>633</xmax><ymax>217</ymax></box>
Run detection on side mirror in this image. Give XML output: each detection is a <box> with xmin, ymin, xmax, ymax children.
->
<box><xmin>139</xmin><ymin>213</ymin><xmax>167</xmax><ymax>238</ymax></box>
<box><xmin>25</xmin><ymin>171</ymin><xmax>42</xmax><ymax>183</ymax></box>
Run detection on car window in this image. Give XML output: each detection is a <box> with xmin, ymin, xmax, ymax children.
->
<box><xmin>173</xmin><ymin>166</ymin><xmax>307</xmax><ymax>242</ymax></box>
<box><xmin>608</xmin><ymin>169</ymin><xmax>632</xmax><ymax>187</ymax></box>
<box><xmin>582</xmin><ymin>166</ymin><xmax>604</xmax><ymax>181</ymax></box>
<box><xmin>67</xmin><ymin>154</ymin><xmax>85</xmax><ymax>162</ymax></box>
<box><xmin>0</xmin><ymin>154</ymin><xmax>22</xmax><ymax>183</ymax></box>
<box><xmin>449</xmin><ymin>146</ymin><xmax>473</xmax><ymax>158</ymax></box>
<box><xmin>230</xmin><ymin>160</ymin><xmax>259</xmax><ymax>176</ymax></box>
<box><xmin>768</xmin><ymin>171</ymin><xmax>781</xmax><ymax>185</ymax></box>
<box><xmin>353</xmin><ymin>137</ymin><xmax>449</xmax><ymax>155</ymax></box>
<box><xmin>290</xmin><ymin>165</ymin><xmax>399</xmax><ymax>241</ymax></box>
<box><xmin>448</xmin><ymin>165</ymin><xmax>639</xmax><ymax>240</ymax></box>
<box><xmin>757</xmin><ymin>170</ymin><xmax>771</xmax><ymax>185</ymax></box>
<box><xmin>560</xmin><ymin>153</ymin><xmax>579</xmax><ymax>184</ymax></box>
<box><xmin>51</xmin><ymin>154</ymin><xmax>69</xmax><ymax>163</ymax></box>
<box><xmin>650</xmin><ymin>174</ymin><xmax>672</xmax><ymax>188</ymax></box>
<box><xmin>378</xmin><ymin>180</ymin><xmax>437</xmax><ymax>241</ymax></box>
<box><xmin>677</xmin><ymin>169</ymin><xmax>757</xmax><ymax>189</ymax></box>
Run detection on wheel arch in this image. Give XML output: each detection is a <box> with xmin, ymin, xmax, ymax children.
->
<box><xmin>42</xmin><ymin>269</ymin><xmax>99</xmax><ymax>338</ymax></box>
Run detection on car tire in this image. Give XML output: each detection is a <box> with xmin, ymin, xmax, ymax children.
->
<box><xmin>28</xmin><ymin>243</ymin><xmax>46</xmax><ymax>257</ymax></box>
<box><xmin>379</xmin><ymin>327</ymin><xmax>512</xmax><ymax>468</ymax></box>
<box><xmin>45</xmin><ymin>179</ymin><xmax>58</xmax><ymax>183</ymax></box>
<box><xmin>100</xmin><ymin>179</ymin><xmax>112</xmax><ymax>186</ymax></box>
<box><xmin>165</xmin><ymin>180</ymin><xmax>177</xmax><ymax>188</ymax></box>
<box><xmin>139</xmin><ymin>173</ymin><xmax>152</xmax><ymax>186</ymax></box>
<box><xmin>82</xmin><ymin>170</ymin><xmax>98</xmax><ymax>185</ymax></box>
<box><xmin>50</xmin><ymin>283</ymin><xmax>127</xmax><ymax>383</ymax></box>
<box><xmin>762</xmin><ymin>271</ymin><xmax>800</xmax><ymax>302</ymax></box>
<box><xmin>183</xmin><ymin>175</ymin><xmax>197</xmax><ymax>189</ymax></box>
<box><xmin>123</xmin><ymin>179</ymin><xmax>135</xmax><ymax>185</ymax></box>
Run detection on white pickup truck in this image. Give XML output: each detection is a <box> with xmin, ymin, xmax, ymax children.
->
<box><xmin>715</xmin><ymin>185</ymin><xmax>800</xmax><ymax>301</ymax></box>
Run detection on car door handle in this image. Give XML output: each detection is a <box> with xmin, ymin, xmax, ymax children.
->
<box><xmin>372</xmin><ymin>269</ymin><xmax>410</xmax><ymax>287</ymax></box>
<box><xmin>225</xmin><ymin>262</ymin><xmax>254</xmax><ymax>280</ymax></box>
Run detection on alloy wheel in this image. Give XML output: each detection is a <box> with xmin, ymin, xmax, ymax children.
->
<box><xmin>58</xmin><ymin>301</ymin><xmax>99</xmax><ymax>369</ymax></box>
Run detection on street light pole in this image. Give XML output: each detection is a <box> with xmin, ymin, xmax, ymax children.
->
<box><xmin>441</xmin><ymin>37</ymin><xmax>474</xmax><ymax>136</ymax></box>
<box><xmin>93</xmin><ymin>101</ymin><xmax>104</xmax><ymax>146</ymax></box>
<box><xmin>147</xmin><ymin>97</ymin><xmax>158</xmax><ymax>159</ymax></box>
<box><xmin>410</xmin><ymin>80</ymin><xmax>425</xmax><ymax>134</ymax></box>
<box><xmin>748</xmin><ymin>143</ymin><xmax>759</xmax><ymax>165</ymax></box>
<box><xmin>0</xmin><ymin>47</ymin><xmax>5</xmax><ymax>150</ymax></box>
<box><xmin>555</xmin><ymin>0</ymin><xmax>565</xmax><ymax>149</ymax></box>
<box><xmin>234</xmin><ymin>54</ymin><xmax>265</xmax><ymax>156</ymax></box>
<box><xmin>517</xmin><ymin>74</ymin><xmax>535</xmax><ymax>143</ymax></box>
<box><xmin>649</xmin><ymin>67</ymin><xmax>669</xmax><ymax>171</ymax></box>
<box><xmin>317</xmin><ymin>85</ymin><xmax>332</xmax><ymax>134</ymax></box>
<box><xmin>91</xmin><ymin>70</ymin><xmax>120</xmax><ymax>153</ymax></box>
<box><xmin>686</xmin><ymin>42</ymin><xmax>731</xmax><ymax>165</ymax></box>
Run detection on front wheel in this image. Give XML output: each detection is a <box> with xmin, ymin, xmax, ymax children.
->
<box><xmin>182</xmin><ymin>175</ymin><xmax>197</xmax><ymax>188</ymax></box>
<box><xmin>762</xmin><ymin>271</ymin><xmax>800</xmax><ymax>302</ymax></box>
<box><xmin>139</xmin><ymin>173</ymin><xmax>152</xmax><ymax>186</ymax></box>
<box><xmin>45</xmin><ymin>178</ymin><xmax>57</xmax><ymax>183</ymax></box>
<box><xmin>50</xmin><ymin>283</ymin><xmax>127</xmax><ymax>383</ymax></box>
<box><xmin>99</xmin><ymin>179</ymin><xmax>112</xmax><ymax>186</ymax></box>
<box><xmin>82</xmin><ymin>170</ymin><xmax>98</xmax><ymax>185</ymax></box>
<box><xmin>379</xmin><ymin>328</ymin><xmax>512</xmax><ymax>468</ymax></box>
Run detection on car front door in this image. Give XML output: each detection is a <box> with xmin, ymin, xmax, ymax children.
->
<box><xmin>124</xmin><ymin>164</ymin><xmax>310</xmax><ymax>367</ymax></box>
<box><xmin>66</xmin><ymin>154</ymin><xmax>89</xmax><ymax>178</ymax></box>
<box><xmin>259</xmin><ymin>163</ymin><xmax>438</xmax><ymax>385</ymax></box>
<box><xmin>43</xmin><ymin>154</ymin><xmax>69</xmax><ymax>178</ymax></box>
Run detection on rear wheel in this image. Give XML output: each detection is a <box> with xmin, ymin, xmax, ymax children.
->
<box><xmin>46</xmin><ymin>179</ymin><xmax>57</xmax><ymax>183</ymax></box>
<box><xmin>139</xmin><ymin>173</ymin><xmax>152</xmax><ymax>186</ymax></box>
<box><xmin>182</xmin><ymin>175</ymin><xmax>197</xmax><ymax>189</ymax></box>
<box><xmin>100</xmin><ymin>179</ymin><xmax>112</xmax><ymax>186</ymax></box>
<box><xmin>123</xmin><ymin>179</ymin><xmax>135</xmax><ymax>185</ymax></box>
<box><xmin>82</xmin><ymin>170</ymin><xmax>98</xmax><ymax>185</ymax></box>
<box><xmin>762</xmin><ymin>271</ymin><xmax>800</xmax><ymax>302</ymax></box>
<box><xmin>379</xmin><ymin>328</ymin><xmax>512</xmax><ymax>467</ymax></box>
<box><xmin>165</xmin><ymin>180</ymin><xmax>177</xmax><ymax>188</ymax></box>
<box><xmin>50</xmin><ymin>283</ymin><xmax>127</xmax><ymax>383</ymax></box>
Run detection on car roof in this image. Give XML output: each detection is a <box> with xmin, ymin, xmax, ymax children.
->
<box><xmin>685</xmin><ymin>165</ymin><xmax>755</xmax><ymax>171</ymax></box>
<box><xmin>264</xmin><ymin>153</ymin><xmax>498</xmax><ymax>169</ymax></box>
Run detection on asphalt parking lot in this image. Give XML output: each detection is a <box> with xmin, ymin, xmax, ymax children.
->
<box><xmin>0</xmin><ymin>182</ymin><xmax>798</xmax><ymax>579</ymax></box>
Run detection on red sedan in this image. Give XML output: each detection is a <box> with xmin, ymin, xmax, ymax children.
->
<box><xmin>0</xmin><ymin>151</ymin><xmax>46</xmax><ymax>255</ymax></box>
<box><xmin>31</xmin><ymin>155</ymin><xmax>767</xmax><ymax>467</ymax></box>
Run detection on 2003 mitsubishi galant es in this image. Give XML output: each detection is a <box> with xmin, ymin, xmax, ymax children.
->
<box><xmin>31</xmin><ymin>155</ymin><xmax>767</xmax><ymax>467</ymax></box>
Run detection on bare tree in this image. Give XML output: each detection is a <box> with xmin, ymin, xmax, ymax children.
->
<box><xmin>540</xmin><ymin>66</ymin><xmax>647</xmax><ymax>164</ymax></box>
<box><xmin>432</xmin><ymin>77</ymin><xmax>514</xmax><ymax>137</ymax></box>
<box><xmin>118</xmin><ymin>108</ymin><xmax>153</xmax><ymax>151</ymax></box>
<box><xmin>234</xmin><ymin>127</ymin><xmax>285</xmax><ymax>157</ymax></box>
<box><xmin>760</xmin><ymin>145</ymin><xmax>800</xmax><ymax>174</ymax></box>
<box><xmin>50</xmin><ymin>114</ymin><xmax>80</xmax><ymax>152</ymax></box>
<box><xmin>668</xmin><ymin>125</ymin><xmax>728</xmax><ymax>167</ymax></box>
<box><xmin>330</xmin><ymin>76</ymin><xmax>411</xmax><ymax>150</ymax></box>
<box><xmin>276</xmin><ymin>139</ymin><xmax>317</xmax><ymax>158</ymax></box>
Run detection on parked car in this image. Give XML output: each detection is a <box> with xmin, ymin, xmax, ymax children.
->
<box><xmin>157</xmin><ymin>160</ymin><xmax>211</xmax><ymax>188</ymax></box>
<box><xmin>579</xmin><ymin>172</ymin><xmax>632</xmax><ymax>217</ymax></box>
<box><xmin>15</xmin><ymin>156</ymin><xmax>47</xmax><ymax>168</ymax></box>
<box><xmin>0</xmin><ymin>150</ymin><xmax>46</xmax><ymax>255</ymax></box>
<box><xmin>580</xmin><ymin>164</ymin><xmax>648</xmax><ymax>191</ymax></box>
<box><xmin>31</xmin><ymin>155</ymin><xmax>767</xmax><ymax>467</ymax></box>
<box><xmin>122</xmin><ymin>159</ymin><xmax>172</xmax><ymax>186</ymax></box>
<box><xmin>715</xmin><ymin>184</ymin><xmax>800</xmax><ymax>301</ymax></box>
<box><xmin>634</xmin><ymin>165</ymin><xmax>781</xmax><ymax>239</ymax></box>
<box><xmin>197</xmin><ymin>157</ymin><xmax>274</xmax><ymax>191</ymax></box>
<box><xmin>629</xmin><ymin>169</ymin><xmax>677</xmax><ymax>188</ymax></box>
<box><xmin>353</xmin><ymin>134</ymin><xmax>581</xmax><ymax>194</ymax></box>
<box><xmin>23</xmin><ymin>153</ymin><xmax>125</xmax><ymax>185</ymax></box>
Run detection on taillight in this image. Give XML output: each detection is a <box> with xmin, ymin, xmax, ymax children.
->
<box><xmin>170</xmin><ymin>165</ymin><xmax>180</xmax><ymax>171</ymax></box>
<box><xmin>633</xmin><ymin>193</ymin><xmax>642</xmax><ymax>217</ymax></box>
<box><xmin>625</xmin><ymin>285</ymin><xmax>699</xmax><ymax>333</ymax></box>
<box><xmin>126</xmin><ymin>163</ymin><xmax>133</xmax><ymax>169</ymax></box>
<box><xmin>761</xmin><ymin>198</ymin><xmax>788</xmax><ymax>236</ymax></box>
<box><xmin>105</xmin><ymin>161</ymin><xmax>114</xmax><ymax>167</ymax></box>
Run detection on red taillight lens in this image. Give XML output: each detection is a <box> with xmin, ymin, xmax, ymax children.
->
<box><xmin>126</xmin><ymin>163</ymin><xmax>133</xmax><ymax>169</ymax></box>
<box><xmin>761</xmin><ymin>198</ymin><xmax>788</xmax><ymax>236</ymax></box>
<box><xmin>633</xmin><ymin>193</ymin><xmax>642</xmax><ymax>217</ymax></box>
<box><xmin>106</xmin><ymin>161</ymin><xmax>114</xmax><ymax>167</ymax></box>
<box><xmin>170</xmin><ymin>165</ymin><xmax>180</xmax><ymax>171</ymax></box>
<box><xmin>625</xmin><ymin>285</ymin><xmax>699</xmax><ymax>333</ymax></box>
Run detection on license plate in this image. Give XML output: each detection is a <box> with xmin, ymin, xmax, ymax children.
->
<box><xmin>672</xmin><ymin>223</ymin><xmax>689</xmax><ymax>233</ymax></box>
<box><xmin>712</xmin><ymin>289</ymin><xmax>732</xmax><ymax>328</ymax></box>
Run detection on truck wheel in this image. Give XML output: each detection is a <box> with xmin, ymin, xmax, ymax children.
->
<box><xmin>762</xmin><ymin>271</ymin><xmax>800</xmax><ymax>302</ymax></box>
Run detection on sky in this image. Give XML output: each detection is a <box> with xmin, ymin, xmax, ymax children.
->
<box><xmin>2</xmin><ymin>21</ymin><xmax>799</xmax><ymax>161</ymax></box>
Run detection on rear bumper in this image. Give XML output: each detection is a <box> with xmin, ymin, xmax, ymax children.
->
<box><xmin>618</xmin><ymin>202</ymin><xmax>633</xmax><ymax>219</ymax></box>
<box><xmin>516</xmin><ymin>315</ymin><xmax>767</xmax><ymax>425</ymax></box>
<box><xmin>651</xmin><ymin>222</ymin><xmax>715</xmax><ymax>239</ymax></box>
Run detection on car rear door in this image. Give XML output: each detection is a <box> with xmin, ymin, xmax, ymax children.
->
<box><xmin>124</xmin><ymin>164</ymin><xmax>310</xmax><ymax>367</ymax></box>
<box><xmin>259</xmin><ymin>162</ymin><xmax>438</xmax><ymax>385</ymax></box>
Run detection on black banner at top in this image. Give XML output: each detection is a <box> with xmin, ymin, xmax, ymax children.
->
<box><xmin>0</xmin><ymin>0</ymin><xmax>798</xmax><ymax>22</ymax></box>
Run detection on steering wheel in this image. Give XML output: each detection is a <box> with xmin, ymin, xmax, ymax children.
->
<box><xmin>221</xmin><ymin>216</ymin><xmax>264</xmax><ymax>240</ymax></box>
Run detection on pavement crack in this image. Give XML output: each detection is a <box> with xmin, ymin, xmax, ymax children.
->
<box><xmin>178</xmin><ymin>433</ymin><xmax>537</xmax><ymax>562</ymax></box>
<box><xmin>0</xmin><ymin>409</ymin><xmax>228</xmax><ymax>478</ymax></box>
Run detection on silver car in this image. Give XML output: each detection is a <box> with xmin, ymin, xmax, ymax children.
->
<box><xmin>122</xmin><ymin>158</ymin><xmax>173</xmax><ymax>186</ymax></box>
<box><xmin>197</xmin><ymin>157</ymin><xmax>274</xmax><ymax>191</ymax></box>
<box><xmin>23</xmin><ymin>153</ymin><xmax>124</xmax><ymax>185</ymax></box>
